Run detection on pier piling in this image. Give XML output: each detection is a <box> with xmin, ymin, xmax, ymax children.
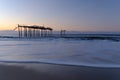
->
<box><xmin>16</xmin><ymin>24</ymin><xmax>53</xmax><ymax>38</ymax></box>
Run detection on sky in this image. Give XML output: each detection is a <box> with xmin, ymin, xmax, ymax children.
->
<box><xmin>0</xmin><ymin>0</ymin><xmax>120</xmax><ymax>31</ymax></box>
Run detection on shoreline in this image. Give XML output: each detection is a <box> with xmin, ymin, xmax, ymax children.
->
<box><xmin>0</xmin><ymin>60</ymin><xmax>120</xmax><ymax>68</ymax></box>
<box><xmin>0</xmin><ymin>62</ymin><xmax>120</xmax><ymax>80</ymax></box>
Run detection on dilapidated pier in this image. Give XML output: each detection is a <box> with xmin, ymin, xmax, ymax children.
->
<box><xmin>14</xmin><ymin>24</ymin><xmax>53</xmax><ymax>38</ymax></box>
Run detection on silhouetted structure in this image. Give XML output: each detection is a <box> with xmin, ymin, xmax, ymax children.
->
<box><xmin>14</xmin><ymin>24</ymin><xmax>53</xmax><ymax>38</ymax></box>
<box><xmin>60</xmin><ymin>30</ymin><xmax>66</xmax><ymax>37</ymax></box>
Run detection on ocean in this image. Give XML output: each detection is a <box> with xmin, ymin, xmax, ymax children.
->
<box><xmin>0</xmin><ymin>30</ymin><xmax>120</xmax><ymax>68</ymax></box>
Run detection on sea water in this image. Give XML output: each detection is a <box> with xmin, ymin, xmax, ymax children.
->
<box><xmin>0</xmin><ymin>30</ymin><xmax>120</xmax><ymax>68</ymax></box>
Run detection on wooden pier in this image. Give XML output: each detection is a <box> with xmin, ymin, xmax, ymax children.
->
<box><xmin>15</xmin><ymin>24</ymin><xmax>53</xmax><ymax>38</ymax></box>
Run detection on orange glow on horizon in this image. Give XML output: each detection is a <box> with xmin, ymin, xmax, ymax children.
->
<box><xmin>0</xmin><ymin>24</ymin><xmax>98</xmax><ymax>31</ymax></box>
<box><xmin>0</xmin><ymin>24</ymin><xmax>16</xmax><ymax>30</ymax></box>
<box><xmin>0</xmin><ymin>23</ymin><xmax>117</xmax><ymax>31</ymax></box>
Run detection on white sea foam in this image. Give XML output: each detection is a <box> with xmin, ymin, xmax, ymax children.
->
<box><xmin>0</xmin><ymin>38</ymin><xmax>119</xmax><ymax>68</ymax></box>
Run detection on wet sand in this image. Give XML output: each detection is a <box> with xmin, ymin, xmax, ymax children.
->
<box><xmin>0</xmin><ymin>63</ymin><xmax>120</xmax><ymax>80</ymax></box>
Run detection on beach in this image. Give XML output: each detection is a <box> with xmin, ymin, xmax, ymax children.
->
<box><xmin>1</xmin><ymin>0</ymin><xmax>120</xmax><ymax>79</ymax></box>
<box><xmin>0</xmin><ymin>63</ymin><xmax>119</xmax><ymax>80</ymax></box>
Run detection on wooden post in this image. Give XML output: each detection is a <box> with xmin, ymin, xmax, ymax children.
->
<box><xmin>37</xmin><ymin>29</ymin><xmax>40</xmax><ymax>37</ymax></box>
<box><xmin>43</xmin><ymin>30</ymin><xmax>45</xmax><ymax>37</ymax></box>
<box><xmin>30</xmin><ymin>28</ymin><xmax>32</xmax><ymax>37</ymax></box>
<box><xmin>60</xmin><ymin>30</ymin><xmax>66</xmax><ymax>37</ymax></box>
<box><xmin>24</xmin><ymin>27</ymin><xmax>27</xmax><ymax>38</ymax></box>
<box><xmin>33</xmin><ymin>28</ymin><xmax>35</xmax><ymax>38</ymax></box>
<box><xmin>41</xmin><ymin>29</ymin><xmax>43</xmax><ymax>37</ymax></box>
<box><xmin>18</xmin><ymin>26</ymin><xmax>20</xmax><ymax>38</ymax></box>
<box><xmin>39</xmin><ymin>29</ymin><xmax>41</xmax><ymax>37</ymax></box>
<box><xmin>20</xmin><ymin>27</ymin><xmax>22</xmax><ymax>37</ymax></box>
<box><xmin>28</xmin><ymin>28</ymin><xmax>30</xmax><ymax>38</ymax></box>
<box><xmin>50</xmin><ymin>30</ymin><xmax>52</xmax><ymax>37</ymax></box>
<box><xmin>44</xmin><ymin>30</ymin><xmax>47</xmax><ymax>37</ymax></box>
<box><xmin>24</xmin><ymin>27</ymin><xmax>25</xmax><ymax>37</ymax></box>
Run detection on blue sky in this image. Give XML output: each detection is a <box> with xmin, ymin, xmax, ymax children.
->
<box><xmin>0</xmin><ymin>0</ymin><xmax>120</xmax><ymax>31</ymax></box>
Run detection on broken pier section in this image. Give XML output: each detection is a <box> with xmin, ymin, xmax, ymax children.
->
<box><xmin>16</xmin><ymin>24</ymin><xmax>53</xmax><ymax>38</ymax></box>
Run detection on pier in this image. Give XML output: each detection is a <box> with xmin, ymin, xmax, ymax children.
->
<box><xmin>14</xmin><ymin>24</ymin><xmax>53</xmax><ymax>38</ymax></box>
<box><xmin>12</xmin><ymin>25</ymin><xmax>120</xmax><ymax>41</ymax></box>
